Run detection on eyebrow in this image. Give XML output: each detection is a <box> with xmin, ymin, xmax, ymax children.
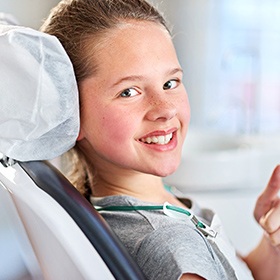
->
<box><xmin>112</xmin><ymin>67</ymin><xmax>183</xmax><ymax>87</ymax></box>
<box><xmin>169</xmin><ymin>67</ymin><xmax>184</xmax><ymax>76</ymax></box>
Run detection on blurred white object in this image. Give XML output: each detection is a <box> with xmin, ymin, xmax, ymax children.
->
<box><xmin>0</xmin><ymin>178</ymin><xmax>43</xmax><ymax>280</ymax></box>
<box><xmin>165</xmin><ymin>130</ymin><xmax>258</xmax><ymax>191</ymax></box>
<box><xmin>165</xmin><ymin>130</ymin><xmax>280</xmax><ymax>192</ymax></box>
<box><xmin>241</xmin><ymin>134</ymin><xmax>280</xmax><ymax>187</ymax></box>
<box><xmin>0</xmin><ymin>25</ymin><xmax>79</xmax><ymax>161</ymax></box>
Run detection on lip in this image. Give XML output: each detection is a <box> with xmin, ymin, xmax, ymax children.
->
<box><xmin>139</xmin><ymin>127</ymin><xmax>177</xmax><ymax>139</ymax></box>
<box><xmin>138</xmin><ymin>128</ymin><xmax>178</xmax><ymax>152</ymax></box>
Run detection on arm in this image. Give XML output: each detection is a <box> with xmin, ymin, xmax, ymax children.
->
<box><xmin>244</xmin><ymin>165</ymin><xmax>280</xmax><ymax>280</ymax></box>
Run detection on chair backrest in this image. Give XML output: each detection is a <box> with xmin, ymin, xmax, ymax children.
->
<box><xmin>0</xmin><ymin>159</ymin><xmax>146</xmax><ymax>280</ymax></box>
<box><xmin>0</xmin><ymin>23</ymin><xmax>146</xmax><ymax>280</ymax></box>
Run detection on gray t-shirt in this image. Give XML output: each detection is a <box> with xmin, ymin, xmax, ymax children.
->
<box><xmin>91</xmin><ymin>195</ymin><xmax>244</xmax><ymax>280</ymax></box>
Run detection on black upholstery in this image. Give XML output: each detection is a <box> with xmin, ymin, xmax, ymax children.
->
<box><xmin>19</xmin><ymin>160</ymin><xmax>146</xmax><ymax>280</ymax></box>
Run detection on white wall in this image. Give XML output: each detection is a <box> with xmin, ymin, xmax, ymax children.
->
<box><xmin>0</xmin><ymin>0</ymin><xmax>60</xmax><ymax>29</ymax></box>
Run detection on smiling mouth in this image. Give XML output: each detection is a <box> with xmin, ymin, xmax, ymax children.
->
<box><xmin>140</xmin><ymin>133</ymin><xmax>173</xmax><ymax>145</ymax></box>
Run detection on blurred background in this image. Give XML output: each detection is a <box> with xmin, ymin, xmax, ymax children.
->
<box><xmin>1</xmin><ymin>0</ymin><xmax>280</xmax><ymax>279</ymax></box>
<box><xmin>149</xmin><ymin>0</ymin><xmax>280</xmax><ymax>261</ymax></box>
<box><xmin>0</xmin><ymin>0</ymin><xmax>60</xmax><ymax>28</ymax></box>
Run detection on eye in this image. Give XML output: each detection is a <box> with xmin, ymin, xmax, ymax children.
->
<box><xmin>119</xmin><ymin>88</ymin><xmax>139</xmax><ymax>98</ymax></box>
<box><xmin>163</xmin><ymin>79</ymin><xmax>179</xmax><ymax>90</ymax></box>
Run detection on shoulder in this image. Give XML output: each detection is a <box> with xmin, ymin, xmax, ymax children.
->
<box><xmin>92</xmin><ymin>195</ymin><xmax>229</xmax><ymax>279</ymax></box>
<box><xmin>134</xmin><ymin>224</ymin><xmax>226</xmax><ymax>280</ymax></box>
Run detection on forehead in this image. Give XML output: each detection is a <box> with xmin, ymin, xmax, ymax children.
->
<box><xmin>90</xmin><ymin>20</ymin><xmax>177</xmax><ymax>74</ymax></box>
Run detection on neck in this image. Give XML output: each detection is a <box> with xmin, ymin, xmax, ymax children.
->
<box><xmin>93</xmin><ymin>171</ymin><xmax>160</xmax><ymax>199</ymax></box>
<box><xmin>92</xmin><ymin>171</ymin><xmax>185</xmax><ymax>206</ymax></box>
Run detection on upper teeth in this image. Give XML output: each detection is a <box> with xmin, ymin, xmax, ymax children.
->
<box><xmin>141</xmin><ymin>133</ymin><xmax>173</xmax><ymax>145</ymax></box>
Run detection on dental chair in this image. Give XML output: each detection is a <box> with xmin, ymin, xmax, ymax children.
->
<box><xmin>0</xmin><ymin>24</ymin><xmax>146</xmax><ymax>280</ymax></box>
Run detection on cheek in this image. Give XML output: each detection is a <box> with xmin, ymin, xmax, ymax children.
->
<box><xmin>93</xmin><ymin>108</ymin><xmax>141</xmax><ymax>163</ymax></box>
<box><xmin>179</xmin><ymin>94</ymin><xmax>191</xmax><ymax>126</ymax></box>
<box><xmin>99</xmin><ymin>107</ymin><xmax>137</xmax><ymax>144</ymax></box>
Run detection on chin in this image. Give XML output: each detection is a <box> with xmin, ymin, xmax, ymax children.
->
<box><xmin>152</xmin><ymin>164</ymin><xmax>179</xmax><ymax>178</ymax></box>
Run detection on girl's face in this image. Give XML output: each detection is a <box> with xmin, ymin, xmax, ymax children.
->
<box><xmin>78</xmin><ymin>21</ymin><xmax>190</xmax><ymax>178</ymax></box>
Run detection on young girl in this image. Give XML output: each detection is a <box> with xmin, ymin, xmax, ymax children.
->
<box><xmin>41</xmin><ymin>0</ymin><xmax>280</xmax><ymax>279</ymax></box>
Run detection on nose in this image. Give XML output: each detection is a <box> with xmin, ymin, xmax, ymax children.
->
<box><xmin>145</xmin><ymin>95</ymin><xmax>177</xmax><ymax>122</ymax></box>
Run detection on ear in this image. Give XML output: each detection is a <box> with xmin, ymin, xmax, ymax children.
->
<box><xmin>76</xmin><ymin>127</ymin><xmax>85</xmax><ymax>141</ymax></box>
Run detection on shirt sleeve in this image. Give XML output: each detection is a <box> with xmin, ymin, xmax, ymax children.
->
<box><xmin>134</xmin><ymin>224</ymin><xmax>227</xmax><ymax>280</ymax></box>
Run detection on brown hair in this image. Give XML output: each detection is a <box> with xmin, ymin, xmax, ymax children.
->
<box><xmin>40</xmin><ymin>0</ymin><xmax>169</xmax><ymax>198</ymax></box>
